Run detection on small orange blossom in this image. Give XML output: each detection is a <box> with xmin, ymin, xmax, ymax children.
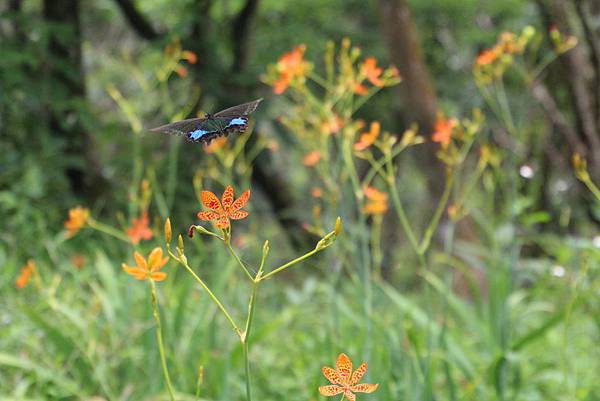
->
<box><xmin>15</xmin><ymin>259</ymin><xmax>36</xmax><ymax>289</ymax></box>
<box><xmin>273</xmin><ymin>45</ymin><xmax>310</xmax><ymax>94</ymax></box>
<box><xmin>122</xmin><ymin>247</ymin><xmax>169</xmax><ymax>281</ymax></box>
<box><xmin>303</xmin><ymin>151</ymin><xmax>322</xmax><ymax>167</ymax></box>
<box><xmin>432</xmin><ymin>114</ymin><xmax>457</xmax><ymax>148</ymax></box>
<box><xmin>361</xmin><ymin>57</ymin><xmax>384</xmax><ymax>87</ymax></box>
<box><xmin>198</xmin><ymin>185</ymin><xmax>250</xmax><ymax>229</ymax></box>
<box><xmin>363</xmin><ymin>186</ymin><xmax>388</xmax><ymax>215</ymax></box>
<box><xmin>65</xmin><ymin>206</ymin><xmax>90</xmax><ymax>237</ymax></box>
<box><xmin>319</xmin><ymin>353</ymin><xmax>379</xmax><ymax>401</ymax></box>
<box><xmin>354</xmin><ymin>121</ymin><xmax>381</xmax><ymax>151</ymax></box>
<box><xmin>127</xmin><ymin>211</ymin><xmax>154</xmax><ymax>245</ymax></box>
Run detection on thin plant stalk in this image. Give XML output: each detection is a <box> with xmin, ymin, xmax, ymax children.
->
<box><xmin>149</xmin><ymin>279</ymin><xmax>176</xmax><ymax>401</ymax></box>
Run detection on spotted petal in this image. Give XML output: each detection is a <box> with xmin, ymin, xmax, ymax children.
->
<box><xmin>322</xmin><ymin>366</ymin><xmax>342</xmax><ymax>385</ymax></box>
<box><xmin>318</xmin><ymin>385</ymin><xmax>344</xmax><ymax>396</ymax></box>
<box><xmin>231</xmin><ymin>189</ymin><xmax>250</xmax><ymax>211</ymax></box>
<box><xmin>344</xmin><ymin>389</ymin><xmax>356</xmax><ymax>401</ymax></box>
<box><xmin>198</xmin><ymin>211</ymin><xmax>220</xmax><ymax>221</ymax></box>
<box><xmin>350</xmin><ymin>362</ymin><xmax>368</xmax><ymax>385</ymax></box>
<box><xmin>229</xmin><ymin>210</ymin><xmax>248</xmax><ymax>220</ymax></box>
<box><xmin>215</xmin><ymin>216</ymin><xmax>230</xmax><ymax>228</ymax></box>
<box><xmin>350</xmin><ymin>383</ymin><xmax>379</xmax><ymax>393</ymax></box>
<box><xmin>221</xmin><ymin>185</ymin><xmax>234</xmax><ymax>209</ymax></box>
<box><xmin>336</xmin><ymin>353</ymin><xmax>353</xmax><ymax>384</ymax></box>
<box><xmin>201</xmin><ymin>191</ymin><xmax>223</xmax><ymax>212</ymax></box>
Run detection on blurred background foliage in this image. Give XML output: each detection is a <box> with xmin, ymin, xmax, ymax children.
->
<box><xmin>1</xmin><ymin>0</ymin><xmax>600</xmax><ymax>400</ymax></box>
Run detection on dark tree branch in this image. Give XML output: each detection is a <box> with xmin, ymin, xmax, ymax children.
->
<box><xmin>536</xmin><ymin>0</ymin><xmax>600</xmax><ymax>177</ymax></box>
<box><xmin>113</xmin><ymin>0</ymin><xmax>162</xmax><ymax>41</ymax></box>
<box><xmin>531</xmin><ymin>80</ymin><xmax>587</xmax><ymax>154</ymax></box>
<box><xmin>574</xmin><ymin>0</ymin><xmax>600</xmax><ymax>127</ymax></box>
<box><xmin>231</xmin><ymin>0</ymin><xmax>260</xmax><ymax>73</ymax></box>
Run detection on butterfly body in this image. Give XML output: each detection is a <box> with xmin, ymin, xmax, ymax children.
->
<box><xmin>150</xmin><ymin>98</ymin><xmax>262</xmax><ymax>144</ymax></box>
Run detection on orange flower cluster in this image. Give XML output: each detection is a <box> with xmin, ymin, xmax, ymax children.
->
<box><xmin>272</xmin><ymin>45</ymin><xmax>311</xmax><ymax>94</ymax></box>
<box><xmin>198</xmin><ymin>185</ymin><xmax>250</xmax><ymax>229</ymax></box>
<box><xmin>475</xmin><ymin>30</ymin><xmax>530</xmax><ymax>67</ymax></box>
<box><xmin>122</xmin><ymin>247</ymin><xmax>169</xmax><ymax>282</ymax></box>
<box><xmin>431</xmin><ymin>114</ymin><xmax>457</xmax><ymax>148</ymax></box>
<box><xmin>15</xmin><ymin>259</ymin><xmax>36</xmax><ymax>289</ymax></box>
<box><xmin>354</xmin><ymin>121</ymin><xmax>380</xmax><ymax>151</ymax></box>
<box><xmin>319</xmin><ymin>353</ymin><xmax>379</xmax><ymax>401</ymax></box>
<box><xmin>64</xmin><ymin>206</ymin><xmax>90</xmax><ymax>237</ymax></box>
<box><xmin>354</xmin><ymin>58</ymin><xmax>399</xmax><ymax>95</ymax></box>
<box><xmin>363</xmin><ymin>186</ymin><xmax>388</xmax><ymax>215</ymax></box>
<box><xmin>127</xmin><ymin>211</ymin><xmax>154</xmax><ymax>245</ymax></box>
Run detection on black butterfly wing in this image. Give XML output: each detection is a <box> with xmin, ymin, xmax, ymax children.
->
<box><xmin>213</xmin><ymin>98</ymin><xmax>263</xmax><ymax>118</ymax></box>
<box><xmin>149</xmin><ymin>98</ymin><xmax>261</xmax><ymax>144</ymax></box>
<box><xmin>150</xmin><ymin>117</ymin><xmax>206</xmax><ymax>137</ymax></box>
<box><xmin>150</xmin><ymin>117</ymin><xmax>247</xmax><ymax>144</ymax></box>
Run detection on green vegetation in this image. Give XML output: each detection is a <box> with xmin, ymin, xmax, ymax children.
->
<box><xmin>1</xmin><ymin>1</ymin><xmax>600</xmax><ymax>400</ymax></box>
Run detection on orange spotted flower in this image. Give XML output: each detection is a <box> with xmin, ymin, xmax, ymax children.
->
<box><xmin>64</xmin><ymin>206</ymin><xmax>90</xmax><ymax>237</ymax></box>
<box><xmin>354</xmin><ymin>121</ymin><xmax>381</xmax><ymax>151</ymax></box>
<box><xmin>319</xmin><ymin>353</ymin><xmax>379</xmax><ymax>401</ymax></box>
<box><xmin>431</xmin><ymin>114</ymin><xmax>457</xmax><ymax>148</ymax></box>
<box><xmin>363</xmin><ymin>186</ymin><xmax>388</xmax><ymax>215</ymax></box>
<box><xmin>122</xmin><ymin>247</ymin><xmax>169</xmax><ymax>282</ymax></box>
<box><xmin>361</xmin><ymin>57</ymin><xmax>384</xmax><ymax>87</ymax></box>
<box><xmin>273</xmin><ymin>44</ymin><xmax>310</xmax><ymax>94</ymax></box>
<box><xmin>15</xmin><ymin>259</ymin><xmax>36</xmax><ymax>289</ymax></box>
<box><xmin>198</xmin><ymin>185</ymin><xmax>250</xmax><ymax>229</ymax></box>
<box><xmin>127</xmin><ymin>211</ymin><xmax>154</xmax><ymax>245</ymax></box>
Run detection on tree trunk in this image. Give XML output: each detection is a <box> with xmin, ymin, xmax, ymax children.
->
<box><xmin>44</xmin><ymin>0</ymin><xmax>106</xmax><ymax>199</ymax></box>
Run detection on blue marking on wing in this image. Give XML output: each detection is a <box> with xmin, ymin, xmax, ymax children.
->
<box><xmin>189</xmin><ymin>129</ymin><xmax>209</xmax><ymax>140</ymax></box>
<box><xmin>226</xmin><ymin>118</ymin><xmax>247</xmax><ymax>128</ymax></box>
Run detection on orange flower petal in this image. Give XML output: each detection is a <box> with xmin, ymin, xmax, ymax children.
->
<box><xmin>318</xmin><ymin>385</ymin><xmax>344</xmax><ymax>396</ymax></box>
<box><xmin>351</xmin><ymin>383</ymin><xmax>379</xmax><ymax>393</ymax></box>
<box><xmin>231</xmin><ymin>189</ymin><xmax>250</xmax><ymax>211</ymax></box>
<box><xmin>229</xmin><ymin>210</ymin><xmax>249</xmax><ymax>220</ymax></box>
<box><xmin>134</xmin><ymin>252</ymin><xmax>148</xmax><ymax>271</ymax></box>
<box><xmin>344</xmin><ymin>389</ymin><xmax>356</xmax><ymax>401</ymax></box>
<box><xmin>198</xmin><ymin>211</ymin><xmax>220</xmax><ymax>221</ymax></box>
<box><xmin>363</xmin><ymin>186</ymin><xmax>387</xmax><ymax>202</ymax></box>
<box><xmin>147</xmin><ymin>248</ymin><xmax>162</xmax><ymax>269</ymax></box>
<box><xmin>222</xmin><ymin>185</ymin><xmax>235</xmax><ymax>209</ymax></box>
<box><xmin>350</xmin><ymin>362</ymin><xmax>368</xmax><ymax>385</ymax></box>
<box><xmin>215</xmin><ymin>216</ymin><xmax>230</xmax><ymax>229</ymax></box>
<box><xmin>151</xmin><ymin>271</ymin><xmax>167</xmax><ymax>281</ymax></box>
<box><xmin>322</xmin><ymin>366</ymin><xmax>342</xmax><ymax>385</ymax></box>
<box><xmin>336</xmin><ymin>353</ymin><xmax>353</xmax><ymax>384</ymax></box>
<box><xmin>201</xmin><ymin>191</ymin><xmax>223</xmax><ymax>212</ymax></box>
<box><xmin>122</xmin><ymin>264</ymin><xmax>148</xmax><ymax>280</ymax></box>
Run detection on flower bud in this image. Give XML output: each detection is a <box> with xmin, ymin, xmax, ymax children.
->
<box><xmin>164</xmin><ymin>218</ymin><xmax>172</xmax><ymax>242</ymax></box>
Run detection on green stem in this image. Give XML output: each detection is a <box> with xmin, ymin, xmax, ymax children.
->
<box><xmin>226</xmin><ymin>240</ymin><xmax>254</xmax><ymax>281</ymax></box>
<box><xmin>149</xmin><ymin>280</ymin><xmax>176</xmax><ymax>401</ymax></box>
<box><xmin>167</xmin><ymin>247</ymin><xmax>241</xmax><ymax>337</ymax></box>
<box><xmin>580</xmin><ymin>177</ymin><xmax>600</xmax><ymax>201</ymax></box>
<box><xmin>419</xmin><ymin>171</ymin><xmax>455</xmax><ymax>254</ymax></box>
<box><xmin>87</xmin><ymin>219</ymin><xmax>131</xmax><ymax>243</ymax></box>
<box><xmin>259</xmin><ymin>247</ymin><xmax>320</xmax><ymax>281</ymax></box>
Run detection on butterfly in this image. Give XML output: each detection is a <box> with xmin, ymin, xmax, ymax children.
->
<box><xmin>150</xmin><ymin>98</ymin><xmax>263</xmax><ymax>144</ymax></box>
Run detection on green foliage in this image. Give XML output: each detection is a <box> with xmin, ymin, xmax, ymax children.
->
<box><xmin>2</xmin><ymin>1</ymin><xmax>600</xmax><ymax>401</ymax></box>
